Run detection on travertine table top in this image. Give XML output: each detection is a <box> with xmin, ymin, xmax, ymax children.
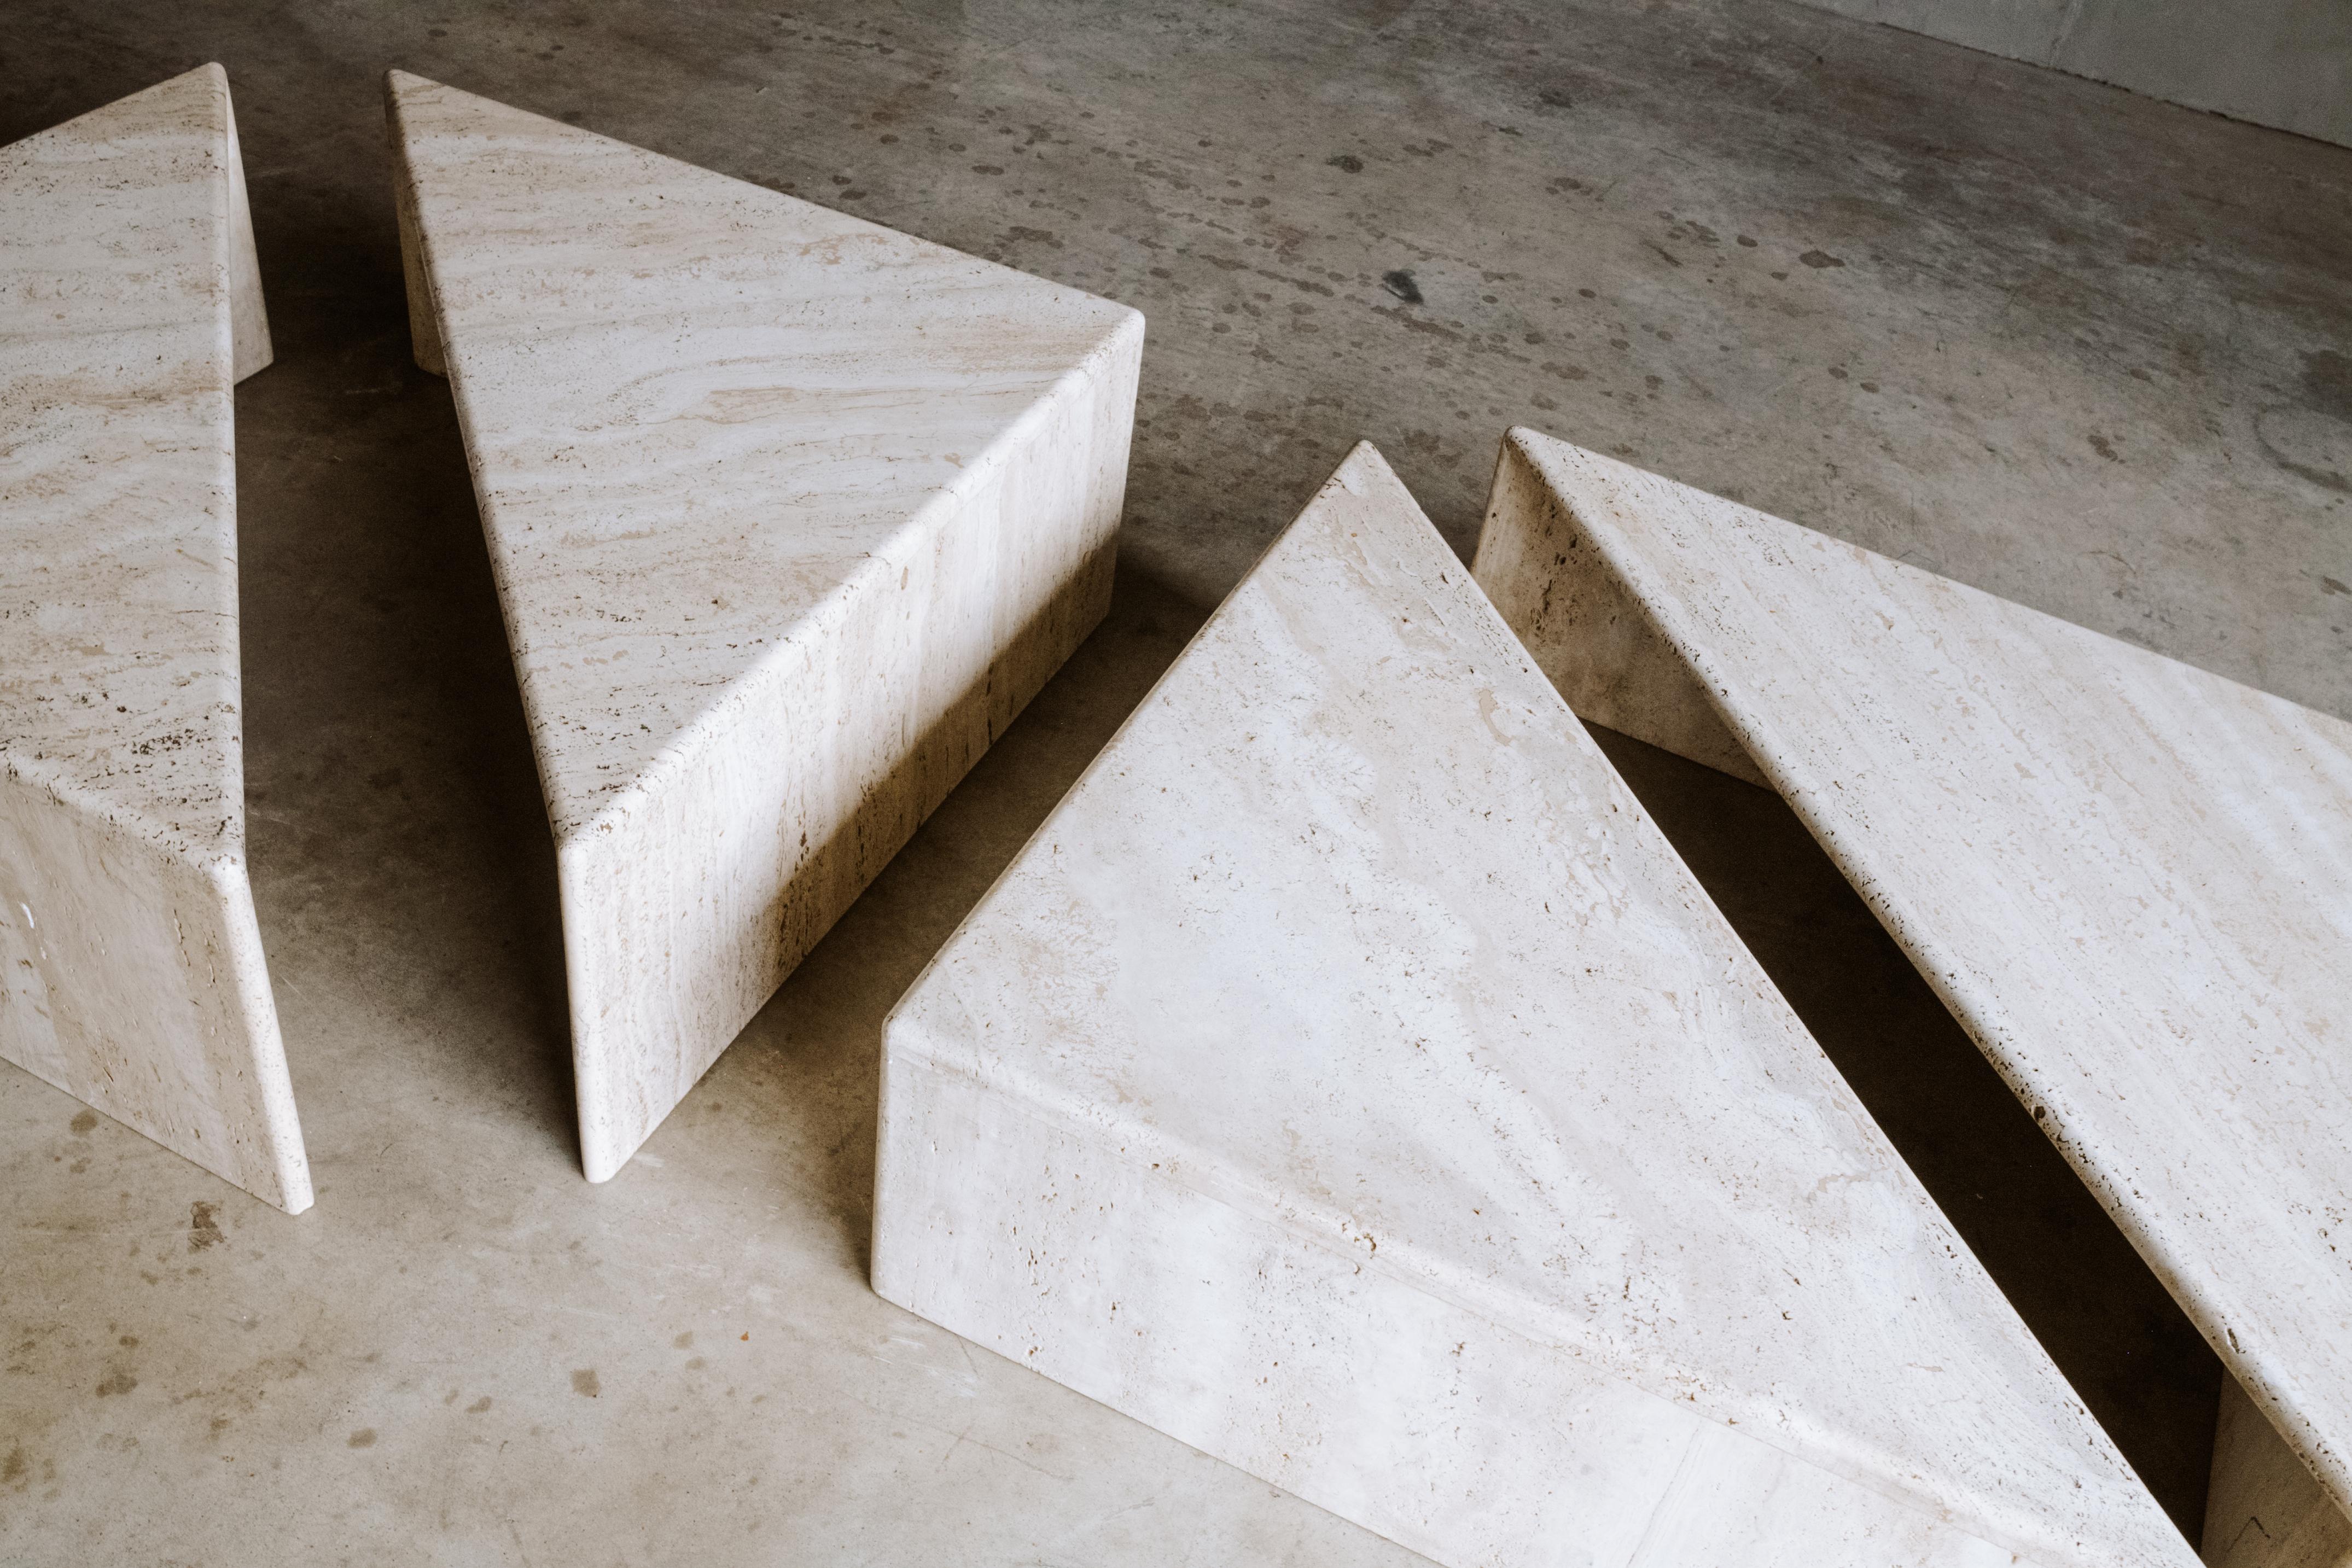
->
<box><xmin>884</xmin><ymin>442</ymin><xmax>2192</xmax><ymax>1568</ymax></box>
<box><xmin>2</xmin><ymin>62</ymin><xmax>269</xmax><ymax>861</ymax></box>
<box><xmin>1478</xmin><ymin>425</ymin><xmax>2352</xmax><ymax>1519</ymax></box>
<box><xmin>387</xmin><ymin>71</ymin><xmax>1140</xmax><ymax>847</ymax></box>
<box><xmin>387</xmin><ymin>73</ymin><xmax>1143</xmax><ymax>1182</ymax></box>
<box><xmin>0</xmin><ymin>63</ymin><xmax>305</xmax><ymax>1211</ymax></box>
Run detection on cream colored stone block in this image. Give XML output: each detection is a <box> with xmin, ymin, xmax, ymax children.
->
<box><xmin>385</xmin><ymin>73</ymin><xmax>1143</xmax><ymax>1181</ymax></box>
<box><xmin>0</xmin><ymin>65</ymin><xmax>307</xmax><ymax>1212</ymax></box>
<box><xmin>1473</xmin><ymin>425</ymin><xmax>2352</xmax><ymax>1535</ymax></box>
<box><xmin>874</xmin><ymin>443</ymin><xmax>2191</xmax><ymax>1568</ymax></box>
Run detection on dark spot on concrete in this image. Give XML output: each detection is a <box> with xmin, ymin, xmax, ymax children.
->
<box><xmin>1646</xmin><ymin>243</ymin><xmax>1681</xmax><ymax>267</ymax></box>
<box><xmin>347</xmin><ymin>1428</ymin><xmax>376</xmax><ymax>1448</ymax></box>
<box><xmin>69</xmin><ymin>1110</ymin><xmax>96</xmax><ymax>1135</ymax></box>
<box><xmin>118</xmin><ymin>1335</ymin><xmax>137</xmax><ymax>1347</ymax></box>
<box><xmin>1382</xmin><ymin>270</ymin><xmax>1423</xmax><ymax>305</ymax></box>
<box><xmin>1736</xmin><ymin>234</ymin><xmax>1757</xmax><ymax>247</ymax></box>
<box><xmin>673</xmin><ymin>1331</ymin><xmax>694</xmax><ymax>1349</ymax></box>
<box><xmin>2302</xmin><ymin>349</ymin><xmax>2352</xmax><ymax>422</ymax></box>
<box><xmin>572</xmin><ymin>1368</ymin><xmax>601</xmax><ymax>1397</ymax></box>
<box><xmin>1798</xmin><ymin>249</ymin><xmax>1845</xmax><ymax>270</ymax></box>
<box><xmin>685</xmin><ymin>1356</ymin><xmax>706</xmax><ymax>1369</ymax></box>
<box><xmin>2</xmin><ymin>1447</ymin><xmax>26</xmax><ymax>1484</ymax></box>
<box><xmin>1829</xmin><ymin>367</ymin><xmax>1849</xmax><ymax>381</ymax></box>
<box><xmin>1860</xmin><ymin>381</ymin><xmax>1880</xmax><ymax>393</ymax></box>
<box><xmin>2323</xmin><ymin>577</ymin><xmax>2349</xmax><ymax>597</ymax></box>
<box><xmin>970</xmin><ymin>164</ymin><xmax>1004</xmax><ymax>176</ymax></box>
<box><xmin>1325</xmin><ymin>153</ymin><xmax>1362</xmax><ymax>173</ymax></box>
<box><xmin>1538</xmin><ymin>88</ymin><xmax>1573</xmax><ymax>110</ymax></box>
<box><xmin>467</xmin><ymin>1396</ymin><xmax>492</xmax><ymax>1414</ymax></box>
<box><xmin>188</xmin><ymin>1202</ymin><xmax>225</xmax><ymax>1251</ymax></box>
<box><xmin>95</xmin><ymin>1370</ymin><xmax>136</xmax><ymax>1396</ymax></box>
<box><xmin>2090</xmin><ymin>433</ymin><xmax>2122</xmax><ymax>462</ymax></box>
<box><xmin>2256</xmin><ymin>405</ymin><xmax>2351</xmax><ymax>493</ymax></box>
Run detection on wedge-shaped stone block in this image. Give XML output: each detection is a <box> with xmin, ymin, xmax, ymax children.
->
<box><xmin>0</xmin><ymin>66</ymin><xmax>306</xmax><ymax>1212</ymax></box>
<box><xmin>386</xmin><ymin>73</ymin><xmax>1143</xmax><ymax>1181</ymax></box>
<box><xmin>874</xmin><ymin>443</ymin><xmax>2190</xmax><ymax>1568</ymax></box>
<box><xmin>1474</xmin><ymin>427</ymin><xmax>2352</xmax><ymax>1563</ymax></box>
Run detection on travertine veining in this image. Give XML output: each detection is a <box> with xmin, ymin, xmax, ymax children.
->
<box><xmin>387</xmin><ymin>73</ymin><xmax>1143</xmax><ymax>1181</ymax></box>
<box><xmin>1474</xmin><ymin>426</ymin><xmax>2352</xmax><ymax>1550</ymax></box>
<box><xmin>875</xmin><ymin>443</ymin><xmax>2192</xmax><ymax>1568</ymax></box>
<box><xmin>0</xmin><ymin>65</ymin><xmax>307</xmax><ymax>1212</ymax></box>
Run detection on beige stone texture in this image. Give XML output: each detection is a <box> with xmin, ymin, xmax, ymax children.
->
<box><xmin>877</xmin><ymin>443</ymin><xmax>2192</xmax><ymax>1568</ymax></box>
<box><xmin>0</xmin><ymin>64</ymin><xmax>306</xmax><ymax>1213</ymax></box>
<box><xmin>386</xmin><ymin>73</ymin><xmax>1143</xmax><ymax>1180</ymax></box>
<box><xmin>1475</xmin><ymin>425</ymin><xmax>2352</xmax><ymax>1539</ymax></box>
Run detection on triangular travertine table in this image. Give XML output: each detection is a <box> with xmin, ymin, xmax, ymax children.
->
<box><xmin>386</xmin><ymin>72</ymin><xmax>1143</xmax><ymax>1181</ymax></box>
<box><xmin>1473</xmin><ymin>427</ymin><xmax>2352</xmax><ymax>1568</ymax></box>
<box><xmin>0</xmin><ymin>65</ymin><xmax>308</xmax><ymax>1212</ymax></box>
<box><xmin>874</xmin><ymin>442</ymin><xmax>2193</xmax><ymax>1568</ymax></box>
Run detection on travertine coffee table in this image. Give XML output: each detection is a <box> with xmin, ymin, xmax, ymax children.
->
<box><xmin>0</xmin><ymin>65</ymin><xmax>308</xmax><ymax>1213</ymax></box>
<box><xmin>1474</xmin><ymin>427</ymin><xmax>2352</xmax><ymax>1568</ymax></box>
<box><xmin>875</xmin><ymin>443</ymin><xmax>2192</xmax><ymax>1568</ymax></box>
<box><xmin>387</xmin><ymin>73</ymin><xmax>1143</xmax><ymax>1181</ymax></box>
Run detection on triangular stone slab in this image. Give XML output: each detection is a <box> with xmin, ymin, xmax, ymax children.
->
<box><xmin>874</xmin><ymin>444</ymin><xmax>2190</xmax><ymax>1568</ymax></box>
<box><xmin>1474</xmin><ymin>425</ymin><xmax>2352</xmax><ymax>1555</ymax></box>
<box><xmin>0</xmin><ymin>66</ymin><xmax>306</xmax><ymax>1212</ymax></box>
<box><xmin>385</xmin><ymin>73</ymin><xmax>1143</xmax><ymax>1181</ymax></box>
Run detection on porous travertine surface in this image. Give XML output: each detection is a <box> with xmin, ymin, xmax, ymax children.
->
<box><xmin>387</xmin><ymin>73</ymin><xmax>1143</xmax><ymax>1181</ymax></box>
<box><xmin>0</xmin><ymin>64</ymin><xmax>306</xmax><ymax>1212</ymax></box>
<box><xmin>1476</xmin><ymin>424</ymin><xmax>2352</xmax><ymax>1536</ymax></box>
<box><xmin>877</xmin><ymin>443</ymin><xmax>2192</xmax><ymax>1568</ymax></box>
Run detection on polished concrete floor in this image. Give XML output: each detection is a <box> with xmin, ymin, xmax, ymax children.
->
<box><xmin>4</xmin><ymin>1</ymin><xmax>2349</xmax><ymax>1562</ymax></box>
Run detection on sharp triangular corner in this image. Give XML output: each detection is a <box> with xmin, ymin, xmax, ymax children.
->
<box><xmin>386</xmin><ymin>73</ymin><xmax>1143</xmax><ymax>1180</ymax></box>
<box><xmin>0</xmin><ymin>65</ymin><xmax>307</xmax><ymax>1212</ymax></box>
<box><xmin>876</xmin><ymin>442</ymin><xmax>2191</xmax><ymax>1568</ymax></box>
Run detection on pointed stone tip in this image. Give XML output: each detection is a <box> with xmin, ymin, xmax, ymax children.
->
<box><xmin>385</xmin><ymin>67</ymin><xmax>438</xmax><ymax>101</ymax></box>
<box><xmin>1325</xmin><ymin>440</ymin><xmax>1425</xmax><ymax>518</ymax></box>
<box><xmin>1105</xmin><ymin>302</ymin><xmax>1147</xmax><ymax>348</ymax></box>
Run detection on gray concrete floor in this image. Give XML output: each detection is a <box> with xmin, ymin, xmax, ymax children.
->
<box><xmin>3</xmin><ymin>1</ymin><xmax>2348</xmax><ymax>1561</ymax></box>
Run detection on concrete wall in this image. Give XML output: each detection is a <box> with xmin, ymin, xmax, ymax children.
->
<box><xmin>1796</xmin><ymin>0</ymin><xmax>2352</xmax><ymax>148</ymax></box>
